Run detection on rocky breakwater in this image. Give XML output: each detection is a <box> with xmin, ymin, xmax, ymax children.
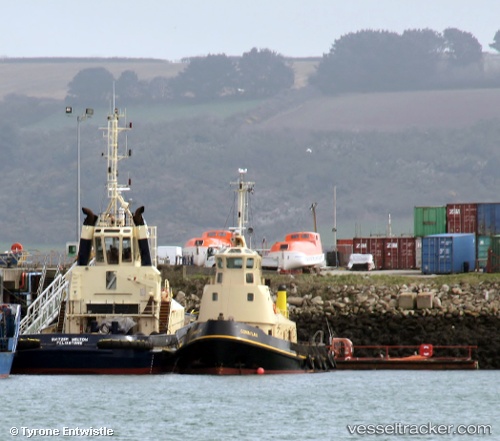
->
<box><xmin>286</xmin><ymin>279</ymin><xmax>500</xmax><ymax>369</ymax></box>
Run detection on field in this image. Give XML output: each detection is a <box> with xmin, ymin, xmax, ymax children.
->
<box><xmin>2</xmin><ymin>58</ymin><xmax>500</xmax><ymax>132</ymax></box>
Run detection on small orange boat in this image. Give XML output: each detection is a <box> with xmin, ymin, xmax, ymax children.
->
<box><xmin>262</xmin><ymin>232</ymin><xmax>326</xmax><ymax>271</ymax></box>
<box><xmin>182</xmin><ymin>229</ymin><xmax>233</xmax><ymax>267</ymax></box>
<box><xmin>330</xmin><ymin>338</ymin><xmax>478</xmax><ymax>370</ymax></box>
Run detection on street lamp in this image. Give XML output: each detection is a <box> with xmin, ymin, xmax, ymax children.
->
<box><xmin>66</xmin><ymin>106</ymin><xmax>94</xmax><ymax>241</ymax></box>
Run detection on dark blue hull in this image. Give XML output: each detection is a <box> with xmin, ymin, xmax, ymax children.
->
<box><xmin>173</xmin><ymin>320</ymin><xmax>333</xmax><ymax>375</ymax></box>
<box><xmin>12</xmin><ymin>334</ymin><xmax>175</xmax><ymax>375</ymax></box>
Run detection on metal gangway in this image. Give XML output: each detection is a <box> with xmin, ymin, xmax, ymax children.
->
<box><xmin>19</xmin><ymin>262</ymin><xmax>75</xmax><ymax>335</ymax></box>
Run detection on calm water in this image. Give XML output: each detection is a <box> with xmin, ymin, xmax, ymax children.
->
<box><xmin>1</xmin><ymin>371</ymin><xmax>497</xmax><ymax>441</ymax></box>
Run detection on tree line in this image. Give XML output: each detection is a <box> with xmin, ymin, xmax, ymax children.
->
<box><xmin>65</xmin><ymin>27</ymin><xmax>500</xmax><ymax>105</ymax></box>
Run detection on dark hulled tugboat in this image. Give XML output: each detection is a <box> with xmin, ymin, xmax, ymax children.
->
<box><xmin>13</xmin><ymin>105</ymin><xmax>185</xmax><ymax>374</ymax></box>
<box><xmin>172</xmin><ymin>170</ymin><xmax>334</xmax><ymax>374</ymax></box>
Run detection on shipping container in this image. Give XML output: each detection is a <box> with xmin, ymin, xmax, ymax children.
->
<box><xmin>487</xmin><ymin>235</ymin><xmax>500</xmax><ymax>273</ymax></box>
<box><xmin>353</xmin><ymin>237</ymin><xmax>385</xmax><ymax>269</ymax></box>
<box><xmin>446</xmin><ymin>203</ymin><xmax>477</xmax><ymax>234</ymax></box>
<box><xmin>421</xmin><ymin>234</ymin><xmax>476</xmax><ymax>275</ymax></box>
<box><xmin>336</xmin><ymin>239</ymin><xmax>353</xmax><ymax>267</ymax></box>
<box><xmin>415</xmin><ymin>237</ymin><xmax>422</xmax><ymax>269</ymax></box>
<box><xmin>476</xmin><ymin>235</ymin><xmax>491</xmax><ymax>271</ymax></box>
<box><xmin>383</xmin><ymin>237</ymin><xmax>416</xmax><ymax>270</ymax></box>
<box><xmin>477</xmin><ymin>203</ymin><xmax>500</xmax><ymax>236</ymax></box>
<box><xmin>414</xmin><ymin>206</ymin><xmax>447</xmax><ymax>237</ymax></box>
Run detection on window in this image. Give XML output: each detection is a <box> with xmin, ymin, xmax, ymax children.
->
<box><xmin>105</xmin><ymin>237</ymin><xmax>120</xmax><ymax>264</ymax></box>
<box><xmin>227</xmin><ymin>257</ymin><xmax>242</xmax><ymax>269</ymax></box>
<box><xmin>246</xmin><ymin>273</ymin><xmax>254</xmax><ymax>283</ymax></box>
<box><xmin>122</xmin><ymin>237</ymin><xmax>132</xmax><ymax>262</ymax></box>
<box><xmin>247</xmin><ymin>293</ymin><xmax>254</xmax><ymax>301</ymax></box>
<box><xmin>95</xmin><ymin>238</ymin><xmax>105</xmax><ymax>262</ymax></box>
<box><xmin>106</xmin><ymin>271</ymin><xmax>117</xmax><ymax>290</ymax></box>
<box><xmin>212</xmin><ymin>292</ymin><xmax>218</xmax><ymax>301</ymax></box>
<box><xmin>217</xmin><ymin>273</ymin><xmax>223</xmax><ymax>283</ymax></box>
<box><xmin>217</xmin><ymin>258</ymin><xmax>223</xmax><ymax>269</ymax></box>
<box><xmin>246</xmin><ymin>258</ymin><xmax>254</xmax><ymax>269</ymax></box>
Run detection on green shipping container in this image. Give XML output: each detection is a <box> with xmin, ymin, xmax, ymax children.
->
<box><xmin>414</xmin><ymin>206</ymin><xmax>447</xmax><ymax>237</ymax></box>
<box><xmin>488</xmin><ymin>235</ymin><xmax>500</xmax><ymax>273</ymax></box>
<box><xmin>477</xmin><ymin>235</ymin><xmax>491</xmax><ymax>271</ymax></box>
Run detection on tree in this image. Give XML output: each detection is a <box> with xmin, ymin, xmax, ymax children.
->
<box><xmin>148</xmin><ymin>76</ymin><xmax>172</xmax><ymax>101</ymax></box>
<box><xmin>443</xmin><ymin>28</ymin><xmax>483</xmax><ymax>66</ymax></box>
<box><xmin>66</xmin><ymin>67</ymin><xmax>115</xmax><ymax>105</ymax></box>
<box><xmin>169</xmin><ymin>54</ymin><xmax>237</xmax><ymax>101</ymax></box>
<box><xmin>489</xmin><ymin>30</ymin><xmax>500</xmax><ymax>52</ymax></box>
<box><xmin>237</xmin><ymin>48</ymin><xmax>294</xmax><ymax>97</ymax></box>
<box><xmin>116</xmin><ymin>70</ymin><xmax>144</xmax><ymax>102</ymax></box>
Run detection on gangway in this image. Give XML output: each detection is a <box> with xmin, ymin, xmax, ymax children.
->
<box><xmin>19</xmin><ymin>262</ymin><xmax>76</xmax><ymax>334</ymax></box>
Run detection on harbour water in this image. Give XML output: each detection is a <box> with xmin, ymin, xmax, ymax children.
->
<box><xmin>2</xmin><ymin>371</ymin><xmax>497</xmax><ymax>440</ymax></box>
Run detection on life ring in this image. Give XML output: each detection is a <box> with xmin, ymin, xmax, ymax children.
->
<box><xmin>11</xmin><ymin>242</ymin><xmax>23</xmax><ymax>253</ymax></box>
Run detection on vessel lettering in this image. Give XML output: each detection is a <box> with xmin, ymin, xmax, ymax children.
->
<box><xmin>240</xmin><ymin>329</ymin><xmax>258</xmax><ymax>338</ymax></box>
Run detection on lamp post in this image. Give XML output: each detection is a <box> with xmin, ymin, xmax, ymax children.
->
<box><xmin>66</xmin><ymin>106</ymin><xmax>94</xmax><ymax>241</ymax></box>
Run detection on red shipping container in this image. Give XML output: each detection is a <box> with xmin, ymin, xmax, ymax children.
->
<box><xmin>383</xmin><ymin>237</ymin><xmax>416</xmax><ymax>270</ymax></box>
<box><xmin>446</xmin><ymin>203</ymin><xmax>477</xmax><ymax>234</ymax></box>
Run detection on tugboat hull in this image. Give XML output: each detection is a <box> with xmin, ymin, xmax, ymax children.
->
<box><xmin>174</xmin><ymin>320</ymin><xmax>330</xmax><ymax>375</ymax></box>
<box><xmin>12</xmin><ymin>334</ymin><xmax>175</xmax><ymax>375</ymax></box>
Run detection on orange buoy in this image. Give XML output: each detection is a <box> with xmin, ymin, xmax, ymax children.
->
<box><xmin>11</xmin><ymin>242</ymin><xmax>23</xmax><ymax>253</ymax></box>
<box><xmin>256</xmin><ymin>367</ymin><xmax>265</xmax><ymax>375</ymax></box>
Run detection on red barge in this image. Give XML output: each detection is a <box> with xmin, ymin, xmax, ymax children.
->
<box><xmin>330</xmin><ymin>338</ymin><xmax>478</xmax><ymax>370</ymax></box>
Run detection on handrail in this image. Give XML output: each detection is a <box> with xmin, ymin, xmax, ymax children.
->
<box><xmin>19</xmin><ymin>262</ymin><xmax>76</xmax><ymax>334</ymax></box>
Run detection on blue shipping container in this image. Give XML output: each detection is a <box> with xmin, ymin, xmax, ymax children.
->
<box><xmin>477</xmin><ymin>203</ymin><xmax>500</xmax><ymax>236</ymax></box>
<box><xmin>421</xmin><ymin>234</ymin><xmax>476</xmax><ymax>275</ymax></box>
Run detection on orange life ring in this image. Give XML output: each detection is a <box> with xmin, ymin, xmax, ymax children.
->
<box><xmin>11</xmin><ymin>242</ymin><xmax>23</xmax><ymax>253</ymax></box>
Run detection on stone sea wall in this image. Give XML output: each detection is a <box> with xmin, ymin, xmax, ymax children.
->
<box><xmin>163</xmin><ymin>267</ymin><xmax>500</xmax><ymax>369</ymax></box>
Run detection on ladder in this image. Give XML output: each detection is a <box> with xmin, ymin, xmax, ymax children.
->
<box><xmin>19</xmin><ymin>262</ymin><xmax>75</xmax><ymax>334</ymax></box>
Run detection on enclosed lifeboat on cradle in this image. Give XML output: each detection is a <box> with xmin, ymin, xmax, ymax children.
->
<box><xmin>12</xmin><ymin>105</ymin><xmax>185</xmax><ymax>375</ymax></box>
<box><xmin>182</xmin><ymin>230</ymin><xmax>233</xmax><ymax>267</ymax></box>
<box><xmin>172</xmin><ymin>170</ymin><xmax>334</xmax><ymax>375</ymax></box>
<box><xmin>262</xmin><ymin>232</ymin><xmax>326</xmax><ymax>271</ymax></box>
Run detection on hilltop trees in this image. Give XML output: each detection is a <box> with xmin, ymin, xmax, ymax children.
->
<box><xmin>66</xmin><ymin>49</ymin><xmax>295</xmax><ymax>103</ymax></box>
<box><xmin>66</xmin><ymin>67</ymin><xmax>114</xmax><ymax>105</ymax></box>
<box><xmin>311</xmin><ymin>28</ymin><xmax>487</xmax><ymax>94</ymax></box>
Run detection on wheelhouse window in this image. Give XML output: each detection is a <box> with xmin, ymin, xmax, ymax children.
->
<box><xmin>247</xmin><ymin>293</ymin><xmax>254</xmax><ymax>301</ymax></box>
<box><xmin>217</xmin><ymin>258</ymin><xmax>223</xmax><ymax>269</ymax></box>
<box><xmin>95</xmin><ymin>238</ymin><xmax>105</xmax><ymax>262</ymax></box>
<box><xmin>122</xmin><ymin>237</ymin><xmax>132</xmax><ymax>262</ymax></box>
<box><xmin>226</xmin><ymin>257</ymin><xmax>243</xmax><ymax>269</ymax></box>
<box><xmin>217</xmin><ymin>273</ymin><xmax>223</xmax><ymax>283</ymax></box>
<box><xmin>105</xmin><ymin>237</ymin><xmax>120</xmax><ymax>264</ymax></box>
<box><xmin>246</xmin><ymin>258</ymin><xmax>254</xmax><ymax>269</ymax></box>
<box><xmin>246</xmin><ymin>273</ymin><xmax>254</xmax><ymax>283</ymax></box>
<box><xmin>212</xmin><ymin>292</ymin><xmax>218</xmax><ymax>301</ymax></box>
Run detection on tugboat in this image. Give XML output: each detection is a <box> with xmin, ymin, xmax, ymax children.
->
<box><xmin>172</xmin><ymin>170</ymin><xmax>334</xmax><ymax>374</ymax></box>
<box><xmin>12</xmin><ymin>105</ymin><xmax>185</xmax><ymax>374</ymax></box>
<box><xmin>0</xmin><ymin>304</ymin><xmax>21</xmax><ymax>378</ymax></box>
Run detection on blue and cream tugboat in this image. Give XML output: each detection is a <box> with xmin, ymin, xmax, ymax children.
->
<box><xmin>0</xmin><ymin>304</ymin><xmax>21</xmax><ymax>378</ymax></box>
<box><xmin>12</xmin><ymin>105</ymin><xmax>185</xmax><ymax>374</ymax></box>
<box><xmin>172</xmin><ymin>170</ymin><xmax>334</xmax><ymax>374</ymax></box>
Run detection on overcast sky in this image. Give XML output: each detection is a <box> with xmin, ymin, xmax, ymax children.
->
<box><xmin>3</xmin><ymin>1</ymin><xmax>499</xmax><ymax>60</ymax></box>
